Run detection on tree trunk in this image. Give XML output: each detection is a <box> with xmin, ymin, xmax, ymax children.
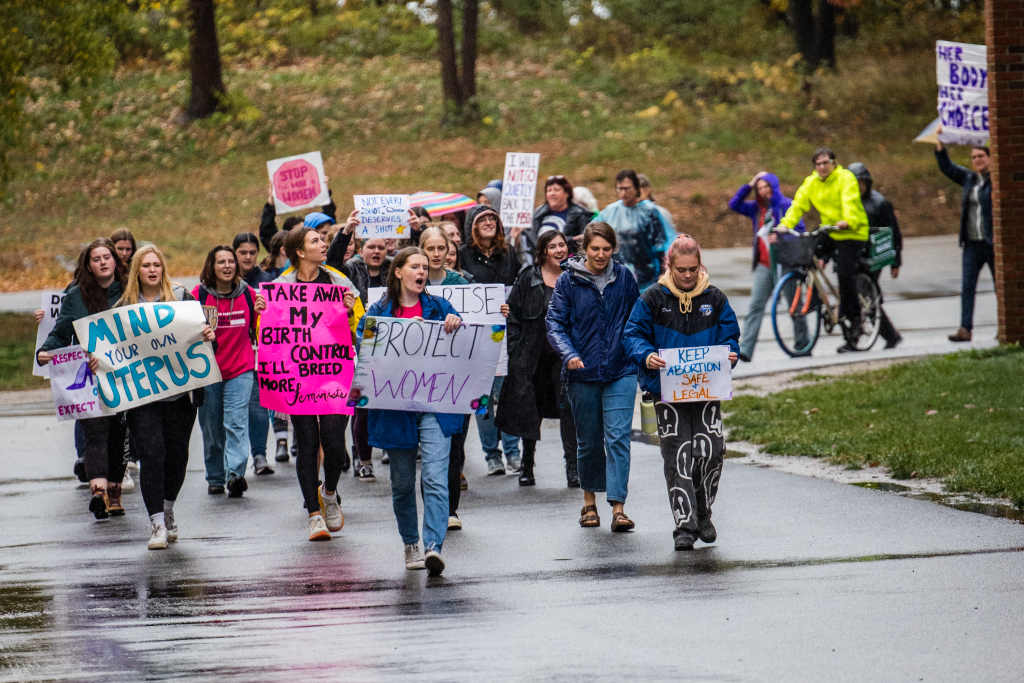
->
<box><xmin>185</xmin><ymin>0</ymin><xmax>225</xmax><ymax>119</ymax></box>
<box><xmin>814</xmin><ymin>0</ymin><xmax>837</xmax><ymax>69</ymax></box>
<box><xmin>436</xmin><ymin>0</ymin><xmax>462</xmax><ymax>115</ymax></box>
<box><xmin>460</xmin><ymin>0</ymin><xmax>479</xmax><ymax>111</ymax></box>
<box><xmin>788</xmin><ymin>0</ymin><xmax>817</xmax><ymax>68</ymax></box>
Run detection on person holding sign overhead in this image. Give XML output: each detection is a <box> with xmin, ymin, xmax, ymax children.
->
<box><xmin>622</xmin><ymin>235</ymin><xmax>740</xmax><ymax>551</ymax></box>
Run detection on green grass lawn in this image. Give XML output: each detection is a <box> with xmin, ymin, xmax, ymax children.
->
<box><xmin>727</xmin><ymin>346</ymin><xmax>1024</xmax><ymax>507</ymax></box>
<box><xmin>0</xmin><ymin>313</ymin><xmax>49</xmax><ymax>392</ymax></box>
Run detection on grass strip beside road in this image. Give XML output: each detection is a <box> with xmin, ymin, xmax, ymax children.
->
<box><xmin>728</xmin><ymin>346</ymin><xmax>1024</xmax><ymax>507</ymax></box>
<box><xmin>0</xmin><ymin>313</ymin><xmax>48</xmax><ymax>392</ymax></box>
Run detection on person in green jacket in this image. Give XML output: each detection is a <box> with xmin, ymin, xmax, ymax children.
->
<box><xmin>780</xmin><ymin>147</ymin><xmax>870</xmax><ymax>352</ymax></box>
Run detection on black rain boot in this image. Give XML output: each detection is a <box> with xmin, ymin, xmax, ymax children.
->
<box><xmin>565</xmin><ymin>455</ymin><xmax>580</xmax><ymax>488</ymax></box>
<box><xmin>518</xmin><ymin>440</ymin><xmax>536</xmax><ymax>487</ymax></box>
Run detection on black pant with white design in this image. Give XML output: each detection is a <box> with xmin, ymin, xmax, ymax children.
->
<box><xmin>654</xmin><ymin>401</ymin><xmax>725</xmax><ymax>541</ymax></box>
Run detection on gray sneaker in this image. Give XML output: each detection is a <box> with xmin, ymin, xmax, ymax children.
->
<box><xmin>253</xmin><ymin>455</ymin><xmax>274</xmax><ymax>475</ymax></box>
<box><xmin>318</xmin><ymin>486</ymin><xmax>344</xmax><ymax>532</ymax></box>
<box><xmin>404</xmin><ymin>543</ymin><xmax>426</xmax><ymax>570</ymax></box>
<box><xmin>505</xmin><ymin>456</ymin><xmax>522</xmax><ymax>473</ymax></box>
<box><xmin>486</xmin><ymin>457</ymin><xmax>506</xmax><ymax>476</ymax></box>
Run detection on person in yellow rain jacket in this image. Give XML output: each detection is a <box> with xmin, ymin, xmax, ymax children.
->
<box><xmin>780</xmin><ymin>147</ymin><xmax>870</xmax><ymax>353</ymax></box>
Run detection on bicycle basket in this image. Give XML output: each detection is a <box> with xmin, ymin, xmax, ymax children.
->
<box><xmin>774</xmin><ymin>237</ymin><xmax>817</xmax><ymax>268</ymax></box>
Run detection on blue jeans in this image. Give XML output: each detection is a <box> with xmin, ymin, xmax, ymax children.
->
<box><xmin>199</xmin><ymin>371</ymin><xmax>254</xmax><ymax>486</ymax></box>
<box><xmin>475</xmin><ymin>376</ymin><xmax>521</xmax><ymax>463</ymax></box>
<box><xmin>961</xmin><ymin>240</ymin><xmax>995</xmax><ymax>330</ymax></box>
<box><xmin>248</xmin><ymin>377</ymin><xmax>270</xmax><ymax>457</ymax></box>
<box><xmin>388</xmin><ymin>413</ymin><xmax>451</xmax><ymax>552</ymax></box>
<box><xmin>567</xmin><ymin>375</ymin><xmax>636</xmax><ymax>504</ymax></box>
<box><xmin>740</xmin><ymin>263</ymin><xmax>807</xmax><ymax>360</ymax></box>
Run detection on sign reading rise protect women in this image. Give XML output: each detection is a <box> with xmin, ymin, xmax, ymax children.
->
<box><xmin>936</xmin><ymin>40</ymin><xmax>989</xmax><ymax>146</ymax></box>
<box><xmin>257</xmin><ymin>282</ymin><xmax>355</xmax><ymax>415</ymax></box>
<box><xmin>658</xmin><ymin>345</ymin><xmax>733</xmax><ymax>403</ymax></box>
<box><xmin>268</xmin><ymin>151</ymin><xmax>330</xmax><ymax>215</ymax></box>
<box><xmin>350</xmin><ymin>317</ymin><xmax>504</xmax><ymax>415</ymax></box>
<box><xmin>73</xmin><ymin>301</ymin><xmax>221</xmax><ymax>412</ymax></box>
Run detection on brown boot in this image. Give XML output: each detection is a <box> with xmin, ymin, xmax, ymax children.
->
<box><xmin>89</xmin><ymin>483</ymin><xmax>109</xmax><ymax>520</ymax></box>
<box><xmin>948</xmin><ymin>327</ymin><xmax>972</xmax><ymax>342</ymax></box>
<box><xmin>106</xmin><ymin>483</ymin><xmax>125</xmax><ymax>516</ymax></box>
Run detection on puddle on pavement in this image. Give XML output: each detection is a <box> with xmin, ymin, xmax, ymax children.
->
<box><xmin>851</xmin><ymin>481</ymin><xmax>1024</xmax><ymax>524</ymax></box>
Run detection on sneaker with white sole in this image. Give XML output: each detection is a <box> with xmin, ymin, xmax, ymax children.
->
<box><xmin>318</xmin><ymin>486</ymin><xmax>344</xmax><ymax>532</ymax></box>
<box><xmin>424</xmin><ymin>549</ymin><xmax>445</xmax><ymax>576</ymax></box>
<box><xmin>148</xmin><ymin>524</ymin><xmax>168</xmax><ymax>550</ymax></box>
<box><xmin>486</xmin><ymin>457</ymin><xmax>505</xmax><ymax>476</ymax></box>
<box><xmin>356</xmin><ymin>463</ymin><xmax>375</xmax><ymax>482</ymax></box>
<box><xmin>447</xmin><ymin>514</ymin><xmax>463</xmax><ymax>530</ymax></box>
<box><xmin>404</xmin><ymin>543</ymin><xmax>426</xmax><ymax>570</ymax></box>
<box><xmin>506</xmin><ymin>456</ymin><xmax>522</xmax><ymax>473</ymax></box>
<box><xmin>308</xmin><ymin>515</ymin><xmax>331</xmax><ymax>541</ymax></box>
<box><xmin>121</xmin><ymin>469</ymin><xmax>135</xmax><ymax>492</ymax></box>
<box><xmin>165</xmin><ymin>510</ymin><xmax>178</xmax><ymax>543</ymax></box>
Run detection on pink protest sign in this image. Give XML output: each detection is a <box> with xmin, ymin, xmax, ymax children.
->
<box><xmin>266</xmin><ymin>151</ymin><xmax>330</xmax><ymax>215</ymax></box>
<box><xmin>257</xmin><ymin>282</ymin><xmax>355</xmax><ymax>415</ymax></box>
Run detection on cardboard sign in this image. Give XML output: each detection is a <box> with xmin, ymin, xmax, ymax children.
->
<box><xmin>354</xmin><ymin>194</ymin><xmax>411</xmax><ymax>239</ymax></box>
<box><xmin>350</xmin><ymin>317</ymin><xmax>504</xmax><ymax>414</ymax></box>
<box><xmin>268</xmin><ymin>151</ymin><xmax>330</xmax><ymax>215</ymax></box>
<box><xmin>73</xmin><ymin>302</ymin><xmax>221</xmax><ymax>412</ymax></box>
<box><xmin>33</xmin><ymin>290</ymin><xmax>65</xmax><ymax>379</ymax></box>
<box><xmin>48</xmin><ymin>345</ymin><xmax>110</xmax><ymax>421</ymax></box>
<box><xmin>936</xmin><ymin>41</ymin><xmax>989</xmax><ymax>145</ymax></box>
<box><xmin>500</xmin><ymin>152</ymin><xmax>541</xmax><ymax>228</ymax></box>
<box><xmin>257</xmin><ymin>282</ymin><xmax>355</xmax><ymax>415</ymax></box>
<box><xmin>658</xmin><ymin>345</ymin><xmax>733</xmax><ymax>403</ymax></box>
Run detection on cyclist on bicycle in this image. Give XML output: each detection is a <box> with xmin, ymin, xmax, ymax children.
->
<box><xmin>779</xmin><ymin>147</ymin><xmax>869</xmax><ymax>353</ymax></box>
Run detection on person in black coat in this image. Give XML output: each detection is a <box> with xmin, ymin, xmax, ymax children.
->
<box><xmin>496</xmin><ymin>231</ymin><xmax>580</xmax><ymax>488</ymax></box>
<box><xmin>528</xmin><ymin>176</ymin><xmax>592</xmax><ymax>259</ymax></box>
<box><xmin>258</xmin><ymin>183</ymin><xmax>336</xmax><ymax>252</ymax></box>
<box><xmin>458</xmin><ymin>205</ymin><xmax>521</xmax><ymax>287</ymax></box>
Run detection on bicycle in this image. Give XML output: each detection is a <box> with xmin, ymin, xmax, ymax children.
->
<box><xmin>767</xmin><ymin>225</ymin><xmax>882</xmax><ymax>357</ymax></box>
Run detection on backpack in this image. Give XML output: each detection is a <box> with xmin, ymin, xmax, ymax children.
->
<box><xmin>197</xmin><ymin>284</ymin><xmax>258</xmax><ymax>346</ymax></box>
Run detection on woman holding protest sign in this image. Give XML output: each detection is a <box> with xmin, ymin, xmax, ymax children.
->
<box><xmin>546</xmin><ymin>223</ymin><xmax>639</xmax><ymax>531</ymax></box>
<box><xmin>274</xmin><ymin>226</ymin><xmax>361</xmax><ymax>542</ymax></box>
<box><xmin>497</xmin><ymin>230</ymin><xmax>580</xmax><ymax>488</ymax></box>
<box><xmin>37</xmin><ymin>238</ymin><xmax>129</xmax><ymax>520</ymax></box>
<box><xmin>622</xmin><ymin>235</ymin><xmax>740</xmax><ymax>550</ymax></box>
<box><xmin>115</xmin><ymin>245</ymin><xmax>216</xmax><ymax>549</ymax></box>
<box><xmin>193</xmin><ymin>246</ymin><xmax>267</xmax><ymax>499</ymax></box>
<box><xmin>357</xmin><ymin>247</ymin><xmax>464</xmax><ymax>575</ymax></box>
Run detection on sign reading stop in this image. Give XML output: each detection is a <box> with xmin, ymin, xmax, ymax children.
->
<box><xmin>266</xmin><ymin>151</ymin><xmax>330</xmax><ymax>215</ymax></box>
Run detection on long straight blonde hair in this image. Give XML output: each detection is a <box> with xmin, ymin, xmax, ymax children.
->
<box><xmin>117</xmin><ymin>244</ymin><xmax>178</xmax><ymax>306</ymax></box>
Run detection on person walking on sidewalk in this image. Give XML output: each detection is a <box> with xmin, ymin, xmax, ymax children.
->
<box><xmin>358</xmin><ymin>247</ymin><xmax>464</xmax><ymax>575</ymax></box>
<box><xmin>546</xmin><ymin>222</ymin><xmax>640</xmax><ymax>532</ymax></box>
<box><xmin>727</xmin><ymin>172</ymin><xmax>805</xmax><ymax>362</ymax></box>
<box><xmin>934</xmin><ymin>132</ymin><xmax>993</xmax><ymax>343</ymax></box>
<box><xmin>847</xmin><ymin>162</ymin><xmax>904</xmax><ymax>349</ymax></box>
<box><xmin>623</xmin><ymin>235</ymin><xmax>740</xmax><ymax>550</ymax></box>
<box><xmin>596</xmin><ymin>169</ymin><xmax>670</xmax><ymax>291</ymax></box>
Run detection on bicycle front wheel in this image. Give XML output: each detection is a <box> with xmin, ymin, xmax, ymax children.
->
<box><xmin>852</xmin><ymin>273</ymin><xmax>882</xmax><ymax>351</ymax></box>
<box><xmin>770</xmin><ymin>271</ymin><xmax>822</xmax><ymax>357</ymax></box>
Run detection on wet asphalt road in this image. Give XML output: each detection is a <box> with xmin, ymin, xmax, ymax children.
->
<box><xmin>2</xmin><ymin>413</ymin><xmax>1023</xmax><ymax>682</ymax></box>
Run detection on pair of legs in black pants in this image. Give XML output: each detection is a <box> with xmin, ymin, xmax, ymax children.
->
<box><xmin>126</xmin><ymin>396</ymin><xmax>197</xmax><ymax>516</ymax></box>
<box><xmin>831</xmin><ymin>239</ymin><xmax>867</xmax><ymax>332</ymax></box>
<box><xmin>80</xmin><ymin>415</ymin><xmax>128</xmax><ymax>485</ymax></box>
<box><xmin>961</xmin><ymin>240</ymin><xmax>995</xmax><ymax>331</ymax></box>
<box><xmin>352</xmin><ymin>407</ymin><xmax>371</xmax><ymax>466</ymax></box>
<box><xmin>868</xmin><ymin>270</ymin><xmax>901</xmax><ymax>346</ymax></box>
<box><xmin>519</xmin><ymin>352</ymin><xmax>579</xmax><ymax>484</ymax></box>
<box><xmin>448</xmin><ymin>415</ymin><xmax>471</xmax><ymax>516</ymax></box>
<box><xmin>292</xmin><ymin>414</ymin><xmax>349</xmax><ymax>513</ymax></box>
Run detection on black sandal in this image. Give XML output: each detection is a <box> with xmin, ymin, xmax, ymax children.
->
<box><xmin>610</xmin><ymin>512</ymin><xmax>635</xmax><ymax>532</ymax></box>
<box><xmin>579</xmin><ymin>505</ymin><xmax>600</xmax><ymax>527</ymax></box>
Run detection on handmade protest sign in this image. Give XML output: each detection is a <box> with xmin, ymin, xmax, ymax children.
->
<box><xmin>73</xmin><ymin>301</ymin><xmax>221</xmax><ymax>412</ymax></box>
<box><xmin>48</xmin><ymin>345</ymin><xmax>110</xmax><ymax>421</ymax></box>
<box><xmin>500</xmin><ymin>152</ymin><xmax>541</xmax><ymax>228</ymax></box>
<box><xmin>350</xmin><ymin>317</ymin><xmax>504</xmax><ymax>414</ymax></box>
<box><xmin>257</xmin><ymin>282</ymin><xmax>355</xmax><ymax>415</ymax></box>
<box><xmin>936</xmin><ymin>41</ymin><xmax>989</xmax><ymax>146</ymax></box>
<box><xmin>658</xmin><ymin>345</ymin><xmax>733</xmax><ymax>403</ymax></box>
<box><xmin>33</xmin><ymin>290</ymin><xmax>65</xmax><ymax>378</ymax></box>
<box><xmin>354</xmin><ymin>194</ymin><xmax>411</xmax><ymax>239</ymax></box>
<box><xmin>268</xmin><ymin>151</ymin><xmax>330</xmax><ymax>215</ymax></box>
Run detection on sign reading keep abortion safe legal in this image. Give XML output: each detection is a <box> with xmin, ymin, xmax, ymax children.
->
<box><xmin>936</xmin><ymin>41</ymin><xmax>989</xmax><ymax>146</ymax></box>
<box><xmin>73</xmin><ymin>301</ymin><xmax>221</xmax><ymax>412</ymax></box>
<box><xmin>48</xmin><ymin>345</ymin><xmax>111</xmax><ymax>421</ymax></box>
<box><xmin>354</xmin><ymin>194</ymin><xmax>411</xmax><ymax>239</ymax></box>
<box><xmin>658</xmin><ymin>345</ymin><xmax>733</xmax><ymax>403</ymax></box>
<box><xmin>268</xmin><ymin>151</ymin><xmax>330</xmax><ymax>215</ymax></box>
<box><xmin>500</xmin><ymin>152</ymin><xmax>541</xmax><ymax>228</ymax></box>
<box><xmin>257</xmin><ymin>282</ymin><xmax>355</xmax><ymax>415</ymax></box>
<box><xmin>33</xmin><ymin>290</ymin><xmax>65</xmax><ymax>378</ymax></box>
<box><xmin>350</xmin><ymin>317</ymin><xmax>504</xmax><ymax>414</ymax></box>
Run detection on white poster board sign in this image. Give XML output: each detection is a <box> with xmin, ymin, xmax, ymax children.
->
<box><xmin>354</xmin><ymin>194</ymin><xmax>411</xmax><ymax>239</ymax></box>
<box><xmin>33</xmin><ymin>290</ymin><xmax>65</xmax><ymax>378</ymax></box>
<box><xmin>48</xmin><ymin>345</ymin><xmax>111</xmax><ymax>421</ymax></box>
<box><xmin>658</xmin><ymin>345</ymin><xmax>733</xmax><ymax>403</ymax></box>
<box><xmin>73</xmin><ymin>301</ymin><xmax>221</xmax><ymax>413</ymax></box>
<box><xmin>350</xmin><ymin>317</ymin><xmax>504</xmax><ymax>414</ymax></box>
<box><xmin>500</xmin><ymin>152</ymin><xmax>541</xmax><ymax>229</ymax></box>
<box><xmin>936</xmin><ymin>41</ymin><xmax>989</xmax><ymax>146</ymax></box>
<box><xmin>267</xmin><ymin>151</ymin><xmax>330</xmax><ymax>215</ymax></box>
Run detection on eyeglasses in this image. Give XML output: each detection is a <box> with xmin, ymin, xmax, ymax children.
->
<box><xmin>814</xmin><ymin>159</ymin><xmax>834</xmax><ymax>167</ymax></box>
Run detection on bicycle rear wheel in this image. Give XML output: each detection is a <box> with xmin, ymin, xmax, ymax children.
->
<box><xmin>770</xmin><ymin>271</ymin><xmax>822</xmax><ymax>357</ymax></box>
<box><xmin>851</xmin><ymin>273</ymin><xmax>882</xmax><ymax>351</ymax></box>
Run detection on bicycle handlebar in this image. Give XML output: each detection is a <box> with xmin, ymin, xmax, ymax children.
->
<box><xmin>773</xmin><ymin>225</ymin><xmax>843</xmax><ymax>238</ymax></box>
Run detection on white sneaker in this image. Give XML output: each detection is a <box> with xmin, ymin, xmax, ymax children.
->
<box><xmin>308</xmin><ymin>515</ymin><xmax>331</xmax><ymax>541</ymax></box>
<box><xmin>148</xmin><ymin>524</ymin><xmax>168</xmax><ymax>550</ymax></box>
<box><xmin>404</xmin><ymin>543</ymin><xmax>426</xmax><ymax>570</ymax></box>
<box><xmin>121</xmin><ymin>469</ymin><xmax>135</xmax><ymax>492</ymax></box>
<box><xmin>447</xmin><ymin>514</ymin><xmax>463</xmax><ymax>530</ymax></box>
<box><xmin>424</xmin><ymin>549</ymin><xmax>445</xmax><ymax>576</ymax></box>
<box><xmin>318</xmin><ymin>486</ymin><xmax>344</xmax><ymax>532</ymax></box>
<box><xmin>165</xmin><ymin>510</ymin><xmax>178</xmax><ymax>543</ymax></box>
<box><xmin>127</xmin><ymin>460</ymin><xmax>139</xmax><ymax>472</ymax></box>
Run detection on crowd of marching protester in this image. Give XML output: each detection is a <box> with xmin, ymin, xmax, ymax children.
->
<box><xmin>34</xmin><ymin>137</ymin><xmax>991</xmax><ymax>573</ymax></box>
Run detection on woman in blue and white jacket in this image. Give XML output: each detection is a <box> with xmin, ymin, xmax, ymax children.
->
<box><xmin>623</xmin><ymin>234</ymin><xmax>740</xmax><ymax>551</ymax></box>
<box><xmin>356</xmin><ymin>247</ymin><xmax>463</xmax><ymax>577</ymax></box>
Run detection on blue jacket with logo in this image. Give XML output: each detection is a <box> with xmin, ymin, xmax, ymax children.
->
<box><xmin>622</xmin><ymin>284</ymin><xmax>740</xmax><ymax>395</ymax></box>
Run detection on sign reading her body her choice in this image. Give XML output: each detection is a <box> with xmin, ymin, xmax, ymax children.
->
<box><xmin>350</xmin><ymin>317</ymin><xmax>505</xmax><ymax>415</ymax></box>
<box><xmin>33</xmin><ymin>291</ymin><xmax>65</xmax><ymax>379</ymax></box>
<box><xmin>936</xmin><ymin>41</ymin><xmax>989</xmax><ymax>146</ymax></box>
<box><xmin>267</xmin><ymin>151</ymin><xmax>330</xmax><ymax>215</ymax></box>
<box><xmin>500</xmin><ymin>152</ymin><xmax>541</xmax><ymax>228</ymax></box>
<box><xmin>73</xmin><ymin>301</ymin><xmax>221</xmax><ymax>412</ymax></box>
<box><xmin>257</xmin><ymin>282</ymin><xmax>355</xmax><ymax>415</ymax></box>
<box><xmin>48</xmin><ymin>345</ymin><xmax>110</xmax><ymax>421</ymax></box>
<box><xmin>658</xmin><ymin>345</ymin><xmax>733</xmax><ymax>403</ymax></box>
<box><xmin>354</xmin><ymin>194</ymin><xmax>411</xmax><ymax>239</ymax></box>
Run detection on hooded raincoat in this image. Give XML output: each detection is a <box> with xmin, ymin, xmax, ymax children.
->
<box><xmin>727</xmin><ymin>173</ymin><xmax>805</xmax><ymax>271</ymax></box>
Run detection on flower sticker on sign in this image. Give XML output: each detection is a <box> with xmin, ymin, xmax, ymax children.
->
<box><xmin>267</xmin><ymin>151</ymin><xmax>330</xmax><ymax>215</ymax></box>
